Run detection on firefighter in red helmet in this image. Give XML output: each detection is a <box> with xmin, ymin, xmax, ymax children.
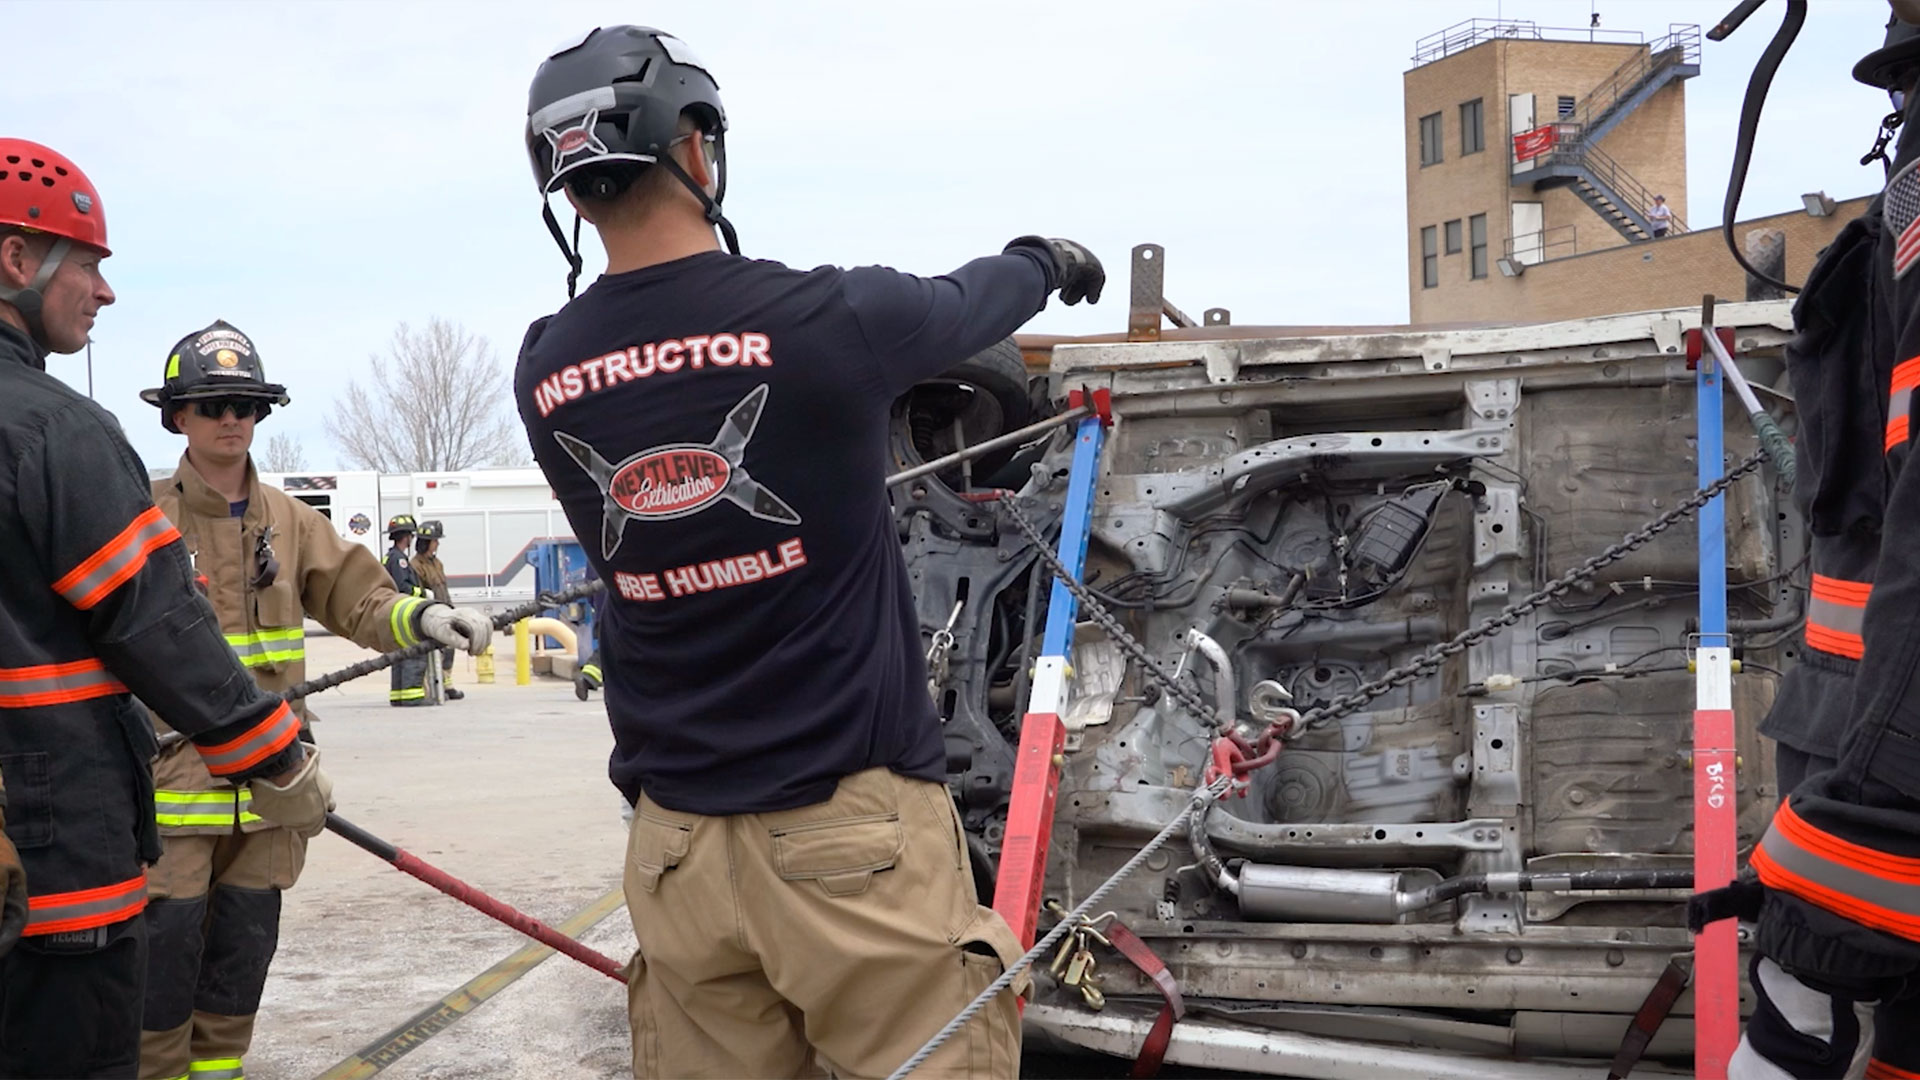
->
<box><xmin>0</xmin><ymin>139</ymin><xmax>334</xmax><ymax>1079</ymax></box>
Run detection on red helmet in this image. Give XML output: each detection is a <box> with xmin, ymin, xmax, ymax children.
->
<box><xmin>0</xmin><ymin>140</ymin><xmax>109</xmax><ymax>254</ymax></box>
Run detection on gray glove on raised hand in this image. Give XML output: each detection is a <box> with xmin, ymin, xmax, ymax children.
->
<box><xmin>420</xmin><ymin>604</ymin><xmax>492</xmax><ymax>655</ymax></box>
<box><xmin>246</xmin><ymin>746</ymin><xmax>334</xmax><ymax>838</ymax></box>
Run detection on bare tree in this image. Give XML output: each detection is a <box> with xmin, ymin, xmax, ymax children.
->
<box><xmin>259</xmin><ymin>431</ymin><xmax>308</xmax><ymax>472</ymax></box>
<box><xmin>325</xmin><ymin>318</ymin><xmax>528</xmax><ymax>471</ymax></box>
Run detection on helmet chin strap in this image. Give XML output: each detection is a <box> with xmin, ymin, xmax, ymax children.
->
<box><xmin>657</xmin><ymin>135</ymin><xmax>740</xmax><ymax>257</ymax></box>
<box><xmin>0</xmin><ymin>238</ymin><xmax>72</xmax><ymax>351</ymax></box>
<box><xmin>542</xmin><ymin>202</ymin><xmax>587</xmax><ymax>300</ymax></box>
<box><xmin>541</xmin><ymin>136</ymin><xmax>740</xmax><ymax>301</ymax></box>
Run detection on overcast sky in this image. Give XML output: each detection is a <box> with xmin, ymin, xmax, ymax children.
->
<box><xmin>3</xmin><ymin>0</ymin><xmax>1900</xmax><ymax>471</ymax></box>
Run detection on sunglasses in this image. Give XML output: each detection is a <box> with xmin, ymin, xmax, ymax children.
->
<box><xmin>192</xmin><ymin>398</ymin><xmax>265</xmax><ymax>420</ymax></box>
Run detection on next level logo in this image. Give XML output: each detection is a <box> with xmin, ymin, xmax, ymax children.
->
<box><xmin>554</xmin><ymin>383</ymin><xmax>801</xmax><ymax>559</ymax></box>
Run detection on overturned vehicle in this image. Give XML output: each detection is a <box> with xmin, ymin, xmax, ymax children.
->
<box><xmin>895</xmin><ymin>298</ymin><xmax>1798</xmax><ymax>1077</ymax></box>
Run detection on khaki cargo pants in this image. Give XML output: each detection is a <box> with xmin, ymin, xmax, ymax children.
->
<box><xmin>625</xmin><ymin>767</ymin><xmax>1025</xmax><ymax>1078</ymax></box>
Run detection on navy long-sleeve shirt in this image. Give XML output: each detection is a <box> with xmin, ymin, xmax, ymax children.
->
<box><xmin>516</xmin><ymin>248</ymin><xmax>1053</xmax><ymax>814</ymax></box>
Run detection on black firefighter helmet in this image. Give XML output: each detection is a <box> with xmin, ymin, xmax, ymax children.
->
<box><xmin>140</xmin><ymin>320</ymin><xmax>290</xmax><ymax>434</ymax></box>
<box><xmin>417</xmin><ymin>519</ymin><xmax>445</xmax><ymax>541</ymax></box>
<box><xmin>387</xmin><ymin>514</ymin><xmax>419</xmax><ymax>541</ymax></box>
<box><xmin>524</xmin><ymin>26</ymin><xmax>737</xmax><ymax>294</ymax></box>
<box><xmin>1857</xmin><ymin>8</ymin><xmax>1920</xmax><ymax>90</ymax></box>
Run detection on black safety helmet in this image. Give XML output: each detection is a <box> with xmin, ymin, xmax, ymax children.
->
<box><xmin>1857</xmin><ymin>10</ymin><xmax>1920</xmax><ymax>90</ymax></box>
<box><xmin>417</xmin><ymin>520</ymin><xmax>444</xmax><ymax>541</ymax></box>
<box><xmin>525</xmin><ymin>26</ymin><xmax>737</xmax><ymax>297</ymax></box>
<box><xmin>386</xmin><ymin>514</ymin><xmax>418</xmax><ymax>540</ymax></box>
<box><xmin>140</xmin><ymin>320</ymin><xmax>290</xmax><ymax>434</ymax></box>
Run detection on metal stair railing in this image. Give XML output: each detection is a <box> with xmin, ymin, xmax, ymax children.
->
<box><xmin>1578</xmin><ymin>141</ymin><xmax>1685</xmax><ymax>236</ymax></box>
<box><xmin>1564</xmin><ymin>24</ymin><xmax>1700</xmax><ymax>143</ymax></box>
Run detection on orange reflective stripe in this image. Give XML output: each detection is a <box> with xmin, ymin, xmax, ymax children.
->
<box><xmin>1751</xmin><ymin>845</ymin><xmax>1920</xmax><ymax>941</ymax></box>
<box><xmin>0</xmin><ymin>658</ymin><xmax>125</xmax><ymax>707</ymax></box>
<box><xmin>193</xmin><ymin>701</ymin><xmax>299</xmax><ymax>777</ymax></box>
<box><xmin>1805</xmin><ymin>624</ymin><xmax>1866</xmax><ymax>660</ymax></box>
<box><xmin>1811</xmin><ymin>575</ymin><xmax>1873</xmax><ymax>607</ymax></box>
<box><xmin>1774</xmin><ymin>800</ymin><xmax>1920</xmax><ymax>882</ymax></box>
<box><xmin>24</xmin><ymin>873</ymin><xmax>147</xmax><ymax>936</ymax></box>
<box><xmin>1753</xmin><ymin>801</ymin><xmax>1920</xmax><ymax>942</ymax></box>
<box><xmin>1806</xmin><ymin>575</ymin><xmax>1871</xmax><ymax>660</ymax></box>
<box><xmin>1890</xmin><ymin>359</ymin><xmax>1920</xmax><ymax>454</ymax></box>
<box><xmin>51</xmin><ymin>506</ymin><xmax>181</xmax><ymax>610</ymax></box>
<box><xmin>1868</xmin><ymin>1060</ymin><xmax>1920</xmax><ymax>1080</ymax></box>
<box><xmin>1893</xmin><ymin>357</ymin><xmax>1920</xmax><ymax>394</ymax></box>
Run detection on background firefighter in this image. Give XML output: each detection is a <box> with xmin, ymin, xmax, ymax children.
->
<box><xmin>136</xmin><ymin>321</ymin><xmax>492</xmax><ymax>1080</ymax></box>
<box><xmin>411</xmin><ymin>520</ymin><xmax>464</xmax><ymax>701</ymax></box>
<box><xmin>381</xmin><ymin>515</ymin><xmax>433</xmax><ymax>707</ymax></box>
<box><xmin>0</xmin><ymin>140</ymin><xmax>333</xmax><ymax>1079</ymax></box>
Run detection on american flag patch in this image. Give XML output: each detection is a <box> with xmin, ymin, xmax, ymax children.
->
<box><xmin>1892</xmin><ymin>156</ymin><xmax>1920</xmax><ymax>279</ymax></box>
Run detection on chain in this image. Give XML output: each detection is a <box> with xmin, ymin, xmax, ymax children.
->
<box><xmin>1000</xmin><ymin>497</ymin><xmax>1215</xmax><ymax>721</ymax></box>
<box><xmin>1000</xmin><ymin>448</ymin><xmax>1766</xmax><ymax>735</ymax></box>
<box><xmin>1290</xmin><ymin>448</ymin><xmax>1765</xmax><ymax>731</ymax></box>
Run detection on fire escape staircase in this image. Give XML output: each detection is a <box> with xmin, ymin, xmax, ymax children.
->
<box><xmin>1510</xmin><ymin>25</ymin><xmax>1699</xmax><ymax>243</ymax></box>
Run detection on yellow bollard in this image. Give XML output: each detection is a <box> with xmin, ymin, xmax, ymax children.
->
<box><xmin>476</xmin><ymin>646</ymin><xmax>495</xmax><ymax>685</ymax></box>
<box><xmin>514</xmin><ymin>618</ymin><xmax>532</xmax><ymax>686</ymax></box>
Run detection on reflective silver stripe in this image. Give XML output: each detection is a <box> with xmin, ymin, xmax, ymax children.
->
<box><xmin>1755</xmin><ymin>822</ymin><xmax>1920</xmax><ymax>933</ymax></box>
<box><xmin>188</xmin><ymin>1059</ymin><xmax>244</xmax><ymax>1080</ymax></box>
<box><xmin>0</xmin><ymin>660</ymin><xmax>124</xmax><ymax>707</ymax></box>
<box><xmin>194</xmin><ymin>704</ymin><xmax>298</xmax><ymax>776</ymax></box>
<box><xmin>24</xmin><ymin>873</ymin><xmax>147</xmax><ymax>934</ymax></box>
<box><xmin>1807</xmin><ymin>595</ymin><xmax>1866</xmax><ymax>636</ymax></box>
<box><xmin>52</xmin><ymin>507</ymin><xmax>178</xmax><ymax>608</ymax></box>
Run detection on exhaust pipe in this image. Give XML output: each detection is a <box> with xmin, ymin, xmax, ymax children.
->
<box><xmin>1233</xmin><ymin>864</ymin><xmax>1696</xmax><ymax>923</ymax></box>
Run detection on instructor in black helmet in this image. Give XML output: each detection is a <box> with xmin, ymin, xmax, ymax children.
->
<box><xmin>516</xmin><ymin>25</ymin><xmax>1103</xmax><ymax>1078</ymax></box>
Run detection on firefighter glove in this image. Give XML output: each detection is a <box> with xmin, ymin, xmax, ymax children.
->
<box><xmin>0</xmin><ymin>808</ymin><xmax>26</xmax><ymax>958</ymax></box>
<box><xmin>1005</xmin><ymin>236</ymin><xmax>1105</xmax><ymax>305</ymax></box>
<box><xmin>420</xmin><ymin>604</ymin><xmax>493</xmax><ymax>656</ymax></box>
<box><xmin>245</xmin><ymin>746</ymin><xmax>335</xmax><ymax>838</ymax></box>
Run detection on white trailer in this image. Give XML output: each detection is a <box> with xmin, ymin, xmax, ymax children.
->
<box><xmin>258</xmin><ymin>467</ymin><xmax>576</xmax><ymax>612</ymax></box>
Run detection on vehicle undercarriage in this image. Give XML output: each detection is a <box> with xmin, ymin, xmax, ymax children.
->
<box><xmin>895</xmin><ymin>302</ymin><xmax>1799</xmax><ymax>1076</ymax></box>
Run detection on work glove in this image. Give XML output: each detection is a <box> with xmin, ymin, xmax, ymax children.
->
<box><xmin>245</xmin><ymin>746</ymin><xmax>335</xmax><ymax>839</ymax></box>
<box><xmin>0</xmin><ymin>806</ymin><xmax>26</xmax><ymax>959</ymax></box>
<box><xmin>420</xmin><ymin>604</ymin><xmax>493</xmax><ymax>656</ymax></box>
<box><xmin>1005</xmin><ymin>236</ymin><xmax>1105</xmax><ymax>305</ymax></box>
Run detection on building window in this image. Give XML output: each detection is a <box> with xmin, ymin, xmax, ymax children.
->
<box><xmin>1557</xmin><ymin>95</ymin><xmax>1577</xmax><ymax>118</ymax></box>
<box><xmin>1419</xmin><ymin>112</ymin><xmax>1443</xmax><ymax>166</ymax></box>
<box><xmin>1421</xmin><ymin>226</ymin><xmax>1439</xmax><ymax>288</ymax></box>
<box><xmin>1469</xmin><ymin>214</ymin><xmax>1488</xmax><ymax>279</ymax></box>
<box><xmin>1459</xmin><ymin>99</ymin><xmax>1484</xmax><ymax>155</ymax></box>
<box><xmin>1444</xmin><ymin>219</ymin><xmax>1463</xmax><ymax>254</ymax></box>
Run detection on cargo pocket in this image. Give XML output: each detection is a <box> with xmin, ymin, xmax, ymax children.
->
<box><xmin>267</xmin><ymin>826</ymin><xmax>309</xmax><ymax>890</ymax></box>
<box><xmin>627</xmin><ymin>814</ymin><xmax>691</xmax><ymax>895</ymax></box>
<box><xmin>957</xmin><ymin>907</ymin><xmax>1028</xmax><ymax>1077</ymax></box>
<box><xmin>251</xmin><ymin>577</ymin><xmax>303</xmax><ymax>675</ymax></box>
<box><xmin>770</xmin><ymin>813</ymin><xmax>902</xmax><ymax>898</ymax></box>
<box><xmin>0</xmin><ymin>752</ymin><xmax>51</xmax><ymax>850</ymax></box>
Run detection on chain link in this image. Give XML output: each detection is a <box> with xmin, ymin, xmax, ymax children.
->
<box><xmin>1000</xmin><ymin>448</ymin><xmax>1766</xmax><ymax>734</ymax></box>
<box><xmin>1000</xmin><ymin>497</ymin><xmax>1215</xmax><ymax>721</ymax></box>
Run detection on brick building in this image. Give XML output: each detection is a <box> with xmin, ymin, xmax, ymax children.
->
<box><xmin>1403</xmin><ymin>18</ymin><xmax>1864</xmax><ymax>324</ymax></box>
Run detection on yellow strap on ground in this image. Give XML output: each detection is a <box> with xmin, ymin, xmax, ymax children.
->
<box><xmin>314</xmin><ymin>885</ymin><xmax>627</xmax><ymax>1080</ymax></box>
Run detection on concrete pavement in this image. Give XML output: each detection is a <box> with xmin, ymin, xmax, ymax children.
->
<box><xmin>249</xmin><ymin>635</ymin><xmax>635</xmax><ymax>1079</ymax></box>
